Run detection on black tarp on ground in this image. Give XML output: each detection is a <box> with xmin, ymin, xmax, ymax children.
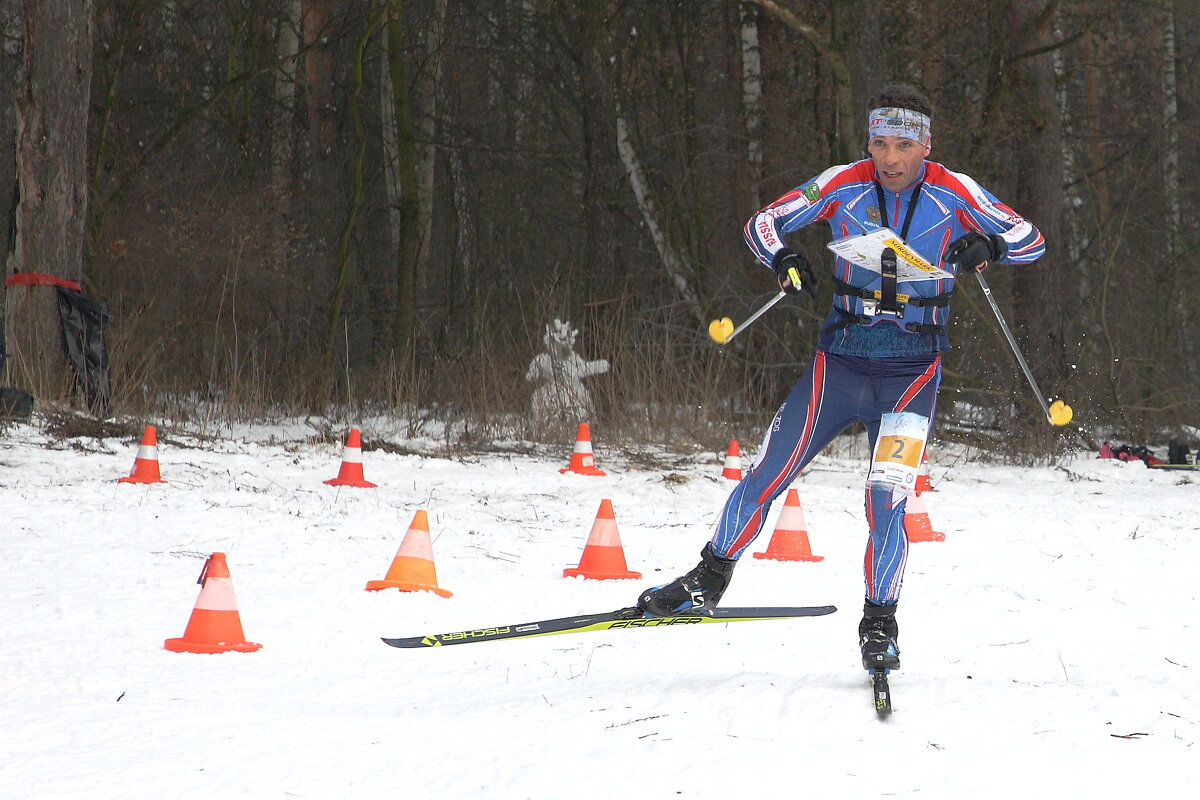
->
<box><xmin>55</xmin><ymin>286</ymin><xmax>111</xmax><ymax>417</ymax></box>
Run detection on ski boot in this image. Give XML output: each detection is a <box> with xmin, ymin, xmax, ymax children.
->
<box><xmin>859</xmin><ymin>601</ymin><xmax>900</xmax><ymax>671</ymax></box>
<box><xmin>638</xmin><ymin>543</ymin><xmax>736</xmax><ymax>616</ymax></box>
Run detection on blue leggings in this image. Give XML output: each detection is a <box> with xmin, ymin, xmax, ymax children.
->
<box><xmin>710</xmin><ymin>351</ymin><xmax>941</xmax><ymax>605</ymax></box>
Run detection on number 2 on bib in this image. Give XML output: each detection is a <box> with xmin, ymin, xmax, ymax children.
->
<box><xmin>868</xmin><ymin>412</ymin><xmax>929</xmax><ymax>490</ymax></box>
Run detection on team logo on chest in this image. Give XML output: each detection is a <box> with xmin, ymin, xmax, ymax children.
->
<box><xmin>866</xmin><ymin>205</ymin><xmax>881</xmax><ymax>225</ymax></box>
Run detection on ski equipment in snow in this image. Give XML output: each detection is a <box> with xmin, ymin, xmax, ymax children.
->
<box><xmin>708</xmin><ymin>290</ymin><xmax>788</xmax><ymax>344</ymax></box>
<box><xmin>871</xmin><ymin>669</ymin><xmax>893</xmax><ymax>718</ymax></box>
<box><xmin>382</xmin><ymin>604</ymin><xmax>836</xmax><ymax>648</ymax></box>
<box><xmin>859</xmin><ymin>602</ymin><xmax>900</xmax><ymax>671</ymax></box>
<box><xmin>975</xmin><ymin>270</ymin><xmax>1071</xmax><ymax>426</ymax></box>
<box><xmin>637</xmin><ymin>542</ymin><xmax>736</xmax><ymax>616</ymax></box>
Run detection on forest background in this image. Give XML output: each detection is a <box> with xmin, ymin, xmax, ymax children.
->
<box><xmin>2</xmin><ymin>0</ymin><xmax>1196</xmax><ymax>456</ymax></box>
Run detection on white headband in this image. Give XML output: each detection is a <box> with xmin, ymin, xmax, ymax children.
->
<box><xmin>868</xmin><ymin>107</ymin><xmax>931</xmax><ymax>146</ymax></box>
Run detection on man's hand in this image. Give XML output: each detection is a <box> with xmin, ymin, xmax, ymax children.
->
<box><xmin>945</xmin><ymin>231</ymin><xmax>1005</xmax><ymax>272</ymax></box>
<box><xmin>772</xmin><ymin>248</ymin><xmax>817</xmax><ymax>298</ymax></box>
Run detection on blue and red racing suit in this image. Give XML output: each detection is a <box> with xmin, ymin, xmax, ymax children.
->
<box><xmin>713</xmin><ymin>159</ymin><xmax>1043</xmax><ymax>605</ymax></box>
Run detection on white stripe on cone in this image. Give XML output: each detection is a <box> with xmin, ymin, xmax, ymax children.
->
<box><xmin>194</xmin><ymin>576</ymin><xmax>240</xmax><ymax>612</ymax></box>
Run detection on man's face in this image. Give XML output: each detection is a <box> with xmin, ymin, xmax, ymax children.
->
<box><xmin>868</xmin><ymin>135</ymin><xmax>930</xmax><ymax>192</ymax></box>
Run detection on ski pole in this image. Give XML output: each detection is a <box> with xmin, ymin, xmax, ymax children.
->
<box><xmin>974</xmin><ymin>270</ymin><xmax>1072</xmax><ymax>426</ymax></box>
<box><xmin>708</xmin><ymin>291</ymin><xmax>787</xmax><ymax>344</ymax></box>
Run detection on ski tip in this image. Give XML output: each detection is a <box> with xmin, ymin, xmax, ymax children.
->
<box><xmin>713</xmin><ymin>604</ymin><xmax>838</xmax><ymax>617</ymax></box>
<box><xmin>382</xmin><ymin>636</ymin><xmax>436</xmax><ymax>648</ymax></box>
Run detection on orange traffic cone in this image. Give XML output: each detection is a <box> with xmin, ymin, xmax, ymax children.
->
<box><xmin>563</xmin><ymin>499</ymin><xmax>641</xmax><ymax>580</ymax></box>
<box><xmin>324</xmin><ymin>428</ymin><xmax>377</xmax><ymax>488</ymax></box>
<box><xmin>753</xmin><ymin>488</ymin><xmax>824</xmax><ymax>562</ymax></box>
<box><xmin>119</xmin><ymin>425</ymin><xmax>167</xmax><ymax>484</ymax></box>
<box><xmin>905</xmin><ymin>491</ymin><xmax>944</xmax><ymax>542</ymax></box>
<box><xmin>915</xmin><ymin>452</ymin><xmax>933</xmax><ymax>495</ymax></box>
<box><xmin>164</xmin><ymin>553</ymin><xmax>261</xmax><ymax>653</ymax></box>
<box><xmin>722</xmin><ymin>440</ymin><xmax>743</xmax><ymax>480</ymax></box>
<box><xmin>559</xmin><ymin>422</ymin><xmax>606</xmax><ymax>476</ymax></box>
<box><xmin>365</xmin><ymin>510</ymin><xmax>453</xmax><ymax>596</ymax></box>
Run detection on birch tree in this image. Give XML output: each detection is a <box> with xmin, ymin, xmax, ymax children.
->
<box><xmin>739</xmin><ymin>1</ymin><xmax>763</xmax><ymax>207</ymax></box>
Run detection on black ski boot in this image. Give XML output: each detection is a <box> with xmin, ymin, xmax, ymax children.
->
<box><xmin>859</xmin><ymin>601</ymin><xmax>900</xmax><ymax>671</ymax></box>
<box><xmin>638</xmin><ymin>543</ymin><xmax>736</xmax><ymax>616</ymax></box>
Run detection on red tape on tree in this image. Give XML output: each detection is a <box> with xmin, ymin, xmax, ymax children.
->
<box><xmin>5</xmin><ymin>272</ymin><xmax>83</xmax><ymax>292</ymax></box>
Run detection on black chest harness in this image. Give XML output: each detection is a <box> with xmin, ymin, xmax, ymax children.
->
<box><xmin>825</xmin><ymin>180</ymin><xmax>954</xmax><ymax>337</ymax></box>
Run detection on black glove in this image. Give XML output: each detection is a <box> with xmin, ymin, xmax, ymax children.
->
<box><xmin>945</xmin><ymin>231</ymin><xmax>1005</xmax><ymax>271</ymax></box>
<box><xmin>772</xmin><ymin>248</ymin><xmax>817</xmax><ymax>298</ymax></box>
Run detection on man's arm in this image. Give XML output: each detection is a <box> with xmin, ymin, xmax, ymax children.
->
<box><xmin>943</xmin><ymin>168</ymin><xmax>1045</xmax><ymax>265</ymax></box>
<box><xmin>742</xmin><ymin>162</ymin><xmax>866</xmax><ymax>268</ymax></box>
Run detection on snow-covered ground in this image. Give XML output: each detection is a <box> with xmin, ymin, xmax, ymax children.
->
<box><xmin>1</xmin><ymin>420</ymin><xmax>1196</xmax><ymax>798</ymax></box>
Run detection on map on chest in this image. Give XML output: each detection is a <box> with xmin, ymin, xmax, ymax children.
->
<box><xmin>827</xmin><ymin>228</ymin><xmax>953</xmax><ymax>281</ymax></box>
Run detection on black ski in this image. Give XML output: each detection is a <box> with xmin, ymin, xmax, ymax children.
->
<box><xmin>870</xmin><ymin>670</ymin><xmax>893</xmax><ymax>718</ymax></box>
<box><xmin>382</xmin><ymin>605</ymin><xmax>836</xmax><ymax>648</ymax></box>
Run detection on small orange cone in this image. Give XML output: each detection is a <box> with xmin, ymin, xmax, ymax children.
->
<box><xmin>753</xmin><ymin>488</ymin><xmax>824</xmax><ymax>562</ymax></box>
<box><xmin>324</xmin><ymin>428</ymin><xmax>377</xmax><ymax>488</ymax></box>
<box><xmin>365</xmin><ymin>510</ymin><xmax>453</xmax><ymax>596</ymax></box>
<box><xmin>165</xmin><ymin>553</ymin><xmax>261</xmax><ymax>653</ymax></box>
<box><xmin>559</xmin><ymin>422</ymin><xmax>606</xmax><ymax>476</ymax></box>
<box><xmin>721</xmin><ymin>440</ymin><xmax>743</xmax><ymax>480</ymax></box>
<box><xmin>119</xmin><ymin>425</ymin><xmax>167</xmax><ymax>484</ymax></box>
<box><xmin>905</xmin><ymin>491</ymin><xmax>944</xmax><ymax>542</ymax></box>
<box><xmin>915</xmin><ymin>452</ymin><xmax>933</xmax><ymax>495</ymax></box>
<box><xmin>563</xmin><ymin>499</ymin><xmax>641</xmax><ymax>580</ymax></box>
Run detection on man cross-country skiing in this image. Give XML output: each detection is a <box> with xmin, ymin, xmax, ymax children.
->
<box><xmin>637</xmin><ymin>84</ymin><xmax>1045</xmax><ymax>673</ymax></box>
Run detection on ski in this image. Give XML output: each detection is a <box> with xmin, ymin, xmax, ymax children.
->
<box><xmin>870</xmin><ymin>670</ymin><xmax>893</xmax><ymax>718</ymax></box>
<box><xmin>382</xmin><ymin>605</ymin><xmax>836</xmax><ymax>648</ymax></box>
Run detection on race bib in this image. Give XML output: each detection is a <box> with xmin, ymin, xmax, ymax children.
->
<box><xmin>868</xmin><ymin>412</ymin><xmax>929</xmax><ymax>491</ymax></box>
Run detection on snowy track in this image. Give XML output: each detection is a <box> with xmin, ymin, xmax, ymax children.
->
<box><xmin>1</xmin><ymin>423</ymin><xmax>1196</xmax><ymax>798</ymax></box>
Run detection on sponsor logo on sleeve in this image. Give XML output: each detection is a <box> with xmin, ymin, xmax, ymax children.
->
<box><xmin>756</xmin><ymin>218</ymin><xmax>778</xmax><ymax>247</ymax></box>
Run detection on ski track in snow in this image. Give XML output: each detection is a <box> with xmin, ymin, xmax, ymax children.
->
<box><xmin>1</xmin><ymin>422</ymin><xmax>1197</xmax><ymax>798</ymax></box>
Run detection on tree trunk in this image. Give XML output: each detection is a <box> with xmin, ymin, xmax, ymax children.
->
<box><xmin>831</xmin><ymin>0</ymin><xmax>880</xmax><ymax>157</ymax></box>
<box><xmin>302</xmin><ymin>0</ymin><xmax>336</xmax><ymax>153</ymax></box>
<box><xmin>446</xmin><ymin>103</ymin><xmax>476</xmax><ymax>345</ymax></box>
<box><xmin>599</xmin><ymin>4</ymin><xmax>704</xmax><ymax>324</ymax></box>
<box><xmin>1079</xmin><ymin>10</ymin><xmax>1109</xmax><ymax>225</ymax></box>
<box><xmin>298</xmin><ymin>0</ymin><xmax>340</xmax><ymax>406</ymax></box>
<box><xmin>739</xmin><ymin>1</ymin><xmax>763</xmax><ymax>207</ymax></box>
<box><xmin>414</xmin><ymin>0</ymin><xmax>446</xmax><ymax>330</ymax></box>
<box><xmin>1161</xmin><ymin>0</ymin><xmax>1180</xmax><ymax>266</ymax></box>
<box><xmin>271</xmin><ymin>0</ymin><xmax>301</xmax><ymax>371</ymax></box>
<box><xmin>1053</xmin><ymin>23</ymin><xmax>1082</xmax><ymax>267</ymax></box>
<box><xmin>322</xmin><ymin>2</ymin><xmax>386</xmax><ymax>386</ymax></box>
<box><xmin>385</xmin><ymin>0</ymin><xmax>420</xmax><ymax>359</ymax></box>
<box><xmin>515</xmin><ymin>0</ymin><xmax>536</xmax><ymax>144</ymax></box>
<box><xmin>6</xmin><ymin>0</ymin><xmax>93</xmax><ymax>404</ymax></box>
<box><xmin>754</xmin><ymin>0</ymin><xmax>856</xmax><ymax>163</ymax></box>
<box><xmin>0</xmin><ymin>5</ymin><xmax>16</xmax><ymax>382</ymax></box>
<box><xmin>1008</xmin><ymin>0</ymin><xmax>1067</xmax><ymax>396</ymax></box>
<box><xmin>614</xmin><ymin>110</ymin><xmax>703</xmax><ymax>322</ymax></box>
<box><xmin>272</xmin><ymin>2</ymin><xmax>301</xmax><ymax>216</ymax></box>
